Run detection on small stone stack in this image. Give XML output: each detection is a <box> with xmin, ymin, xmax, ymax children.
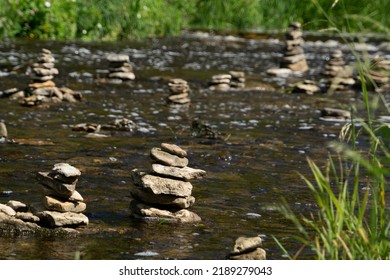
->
<box><xmin>106</xmin><ymin>54</ymin><xmax>135</xmax><ymax>81</ymax></box>
<box><xmin>36</xmin><ymin>163</ymin><xmax>89</xmax><ymax>228</ymax></box>
<box><xmin>280</xmin><ymin>22</ymin><xmax>308</xmax><ymax>72</ymax></box>
<box><xmin>130</xmin><ymin>143</ymin><xmax>206</xmax><ymax>223</ymax></box>
<box><xmin>227</xmin><ymin>236</ymin><xmax>266</xmax><ymax>260</ymax></box>
<box><xmin>228</xmin><ymin>71</ymin><xmax>245</xmax><ymax>88</ymax></box>
<box><xmin>208</xmin><ymin>74</ymin><xmax>232</xmax><ymax>90</ymax></box>
<box><xmin>167</xmin><ymin>78</ymin><xmax>191</xmax><ymax>104</ymax></box>
<box><xmin>366</xmin><ymin>55</ymin><xmax>390</xmax><ymax>93</ymax></box>
<box><xmin>30</xmin><ymin>49</ymin><xmax>58</xmax><ymax>84</ymax></box>
<box><xmin>291</xmin><ymin>79</ymin><xmax>320</xmax><ymax>95</ymax></box>
<box><xmin>324</xmin><ymin>49</ymin><xmax>355</xmax><ymax>93</ymax></box>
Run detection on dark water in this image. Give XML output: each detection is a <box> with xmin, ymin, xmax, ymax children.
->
<box><xmin>0</xmin><ymin>32</ymin><xmax>388</xmax><ymax>260</ymax></box>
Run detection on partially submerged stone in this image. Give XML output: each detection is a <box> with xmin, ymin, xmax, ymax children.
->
<box><xmin>232</xmin><ymin>236</ymin><xmax>263</xmax><ymax>254</ymax></box>
<box><xmin>130</xmin><ymin>201</ymin><xmax>201</xmax><ymax>223</ymax></box>
<box><xmin>37</xmin><ymin>211</ymin><xmax>89</xmax><ymax>227</ymax></box>
<box><xmin>229</xmin><ymin>248</ymin><xmax>266</xmax><ymax>260</ymax></box>
<box><xmin>320</xmin><ymin>107</ymin><xmax>351</xmax><ymax>122</ymax></box>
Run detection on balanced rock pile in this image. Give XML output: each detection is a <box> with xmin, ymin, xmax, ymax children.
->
<box><xmin>291</xmin><ymin>79</ymin><xmax>320</xmax><ymax>95</ymax></box>
<box><xmin>227</xmin><ymin>236</ymin><xmax>266</xmax><ymax>260</ymax></box>
<box><xmin>280</xmin><ymin>22</ymin><xmax>308</xmax><ymax>72</ymax></box>
<box><xmin>106</xmin><ymin>54</ymin><xmax>135</xmax><ymax>82</ymax></box>
<box><xmin>208</xmin><ymin>71</ymin><xmax>246</xmax><ymax>90</ymax></box>
<box><xmin>228</xmin><ymin>71</ymin><xmax>245</xmax><ymax>88</ymax></box>
<box><xmin>130</xmin><ymin>143</ymin><xmax>206</xmax><ymax>223</ymax></box>
<box><xmin>1</xmin><ymin>48</ymin><xmax>81</xmax><ymax>106</ymax></box>
<box><xmin>366</xmin><ymin>55</ymin><xmax>390</xmax><ymax>93</ymax></box>
<box><xmin>324</xmin><ymin>49</ymin><xmax>355</xmax><ymax>93</ymax></box>
<box><xmin>35</xmin><ymin>163</ymin><xmax>88</xmax><ymax>228</ymax></box>
<box><xmin>167</xmin><ymin>78</ymin><xmax>191</xmax><ymax>104</ymax></box>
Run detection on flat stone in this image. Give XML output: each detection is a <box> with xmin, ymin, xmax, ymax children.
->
<box><xmin>106</xmin><ymin>54</ymin><xmax>129</xmax><ymax>63</ymax></box>
<box><xmin>43</xmin><ymin>196</ymin><xmax>86</xmax><ymax>213</ymax></box>
<box><xmin>160</xmin><ymin>143</ymin><xmax>187</xmax><ymax>157</ymax></box>
<box><xmin>228</xmin><ymin>71</ymin><xmax>245</xmax><ymax>78</ymax></box>
<box><xmin>42</xmin><ymin>186</ymin><xmax>84</xmax><ymax>201</ymax></box>
<box><xmin>131</xmin><ymin>169</ymin><xmax>193</xmax><ymax>197</ymax></box>
<box><xmin>32</xmin><ymin>62</ymin><xmax>55</xmax><ymax>69</ymax></box>
<box><xmin>150</xmin><ymin>147</ymin><xmax>188</xmax><ymax>167</ymax></box>
<box><xmin>15</xmin><ymin>212</ymin><xmax>40</xmax><ymax>223</ymax></box>
<box><xmin>52</xmin><ymin>163</ymin><xmax>81</xmax><ymax>178</ymax></box>
<box><xmin>229</xmin><ymin>248</ymin><xmax>266</xmax><ymax>260</ymax></box>
<box><xmin>321</xmin><ymin>107</ymin><xmax>351</xmax><ymax>119</ymax></box>
<box><xmin>210</xmin><ymin>78</ymin><xmax>231</xmax><ymax>84</ymax></box>
<box><xmin>152</xmin><ymin>164</ymin><xmax>205</xmax><ymax>181</ymax></box>
<box><xmin>286</xmin><ymin>30</ymin><xmax>302</xmax><ymax>40</ymax></box>
<box><xmin>0</xmin><ymin>203</ymin><xmax>16</xmax><ymax>216</ymax></box>
<box><xmin>169</xmin><ymin>78</ymin><xmax>188</xmax><ymax>84</ymax></box>
<box><xmin>168</xmin><ymin>95</ymin><xmax>191</xmax><ymax>104</ymax></box>
<box><xmin>6</xmin><ymin>200</ymin><xmax>28</xmax><ymax>212</ymax></box>
<box><xmin>36</xmin><ymin>171</ymin><xmax>76</xmax><ymax>197</ymax></box>
<box><xmin>209</xmin><ymin>83</ymin><xmax>230</xmax><ymax>90</ymax></box>
<box><xmin>28</xmin><ymin>80</ymin><xmax>56</xmax><ymax>88</ymax></box>
<box><xmin>130</xmin><ymin>201</ymin><xmax>201</xmax><ymax>223</ymax></box>
<box><xmin>33</xmin><ymin>67</ymin><xmax>59</xmax><ymax>76</ymax></box>
<box><xmin>212</xmin><ymin>74</ymin><xmax>232</xmax><ymax>80</ymax></box>
<box><xmin>0</xmin><ymin>212</ymin><xmax>41</xmax><ymax>232</ymax></box>
<box><xmin>30</xmin><ymin>74</ymin><xmax>54</xmax><ymax>82</ymax></box>
<box><xmin>231</xmin><ymin>236</ymin><xmax>263</xmax><ymax>254</ymax></box>
<box><xmin>293</xmin><ymin>82</ymin><xmax>320</xmax><ymax>95</ymax></box>
<box><xmin>108</xmin><ymin>71</ymin><xmax>135</xmax><ymax>80</ymax></box>
<box><xmin>286</xmin><ymin>59</ymin><xmax>309</xmax><ymax>72</ymax></box>
<box><xmin>130</xmin><ymin>186</ymin><xmax>195</xmax><ymax>208</ymax></box>
<box><xmin>266</xmin><ymin>68</ymin><xmax>293</xmax><ymax>77</ymax></box>
<box><xmin>37</xmin><ymin>211</ymin><xmax>89</xmax><ymax>227</ymax></box>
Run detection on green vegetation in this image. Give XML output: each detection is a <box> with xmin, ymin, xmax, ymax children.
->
<box><xmin>1</xmin><ymin>0</ymin><xmax>390</xmax><ymax>40</ymax></box>
<box><xmin>273</xmin><ymin>1</ymin><xmax>390</xmax><ymax>260</ymax></box>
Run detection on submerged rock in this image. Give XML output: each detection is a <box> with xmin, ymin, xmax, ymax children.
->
<box><xmin>227</xmin><ymin>236</ymin><xmax>266</xmax><ymax>260</ymax></box>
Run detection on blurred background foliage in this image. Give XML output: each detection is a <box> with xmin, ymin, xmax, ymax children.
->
<box><xmin>0</xmin><ymin>0</ymin><xmax>389</xmax><ymax>40</ymax></box>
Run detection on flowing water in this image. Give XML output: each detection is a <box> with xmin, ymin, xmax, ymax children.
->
<box><xmin>0</xmin><ymin>32</ymin><xmax>388</xmax><ymax>259</ymax></box>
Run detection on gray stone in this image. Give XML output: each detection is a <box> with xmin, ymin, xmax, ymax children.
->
<box><xmin>266</xmin><ymin>68</ymin><xmax>293</xmax><ymax>76</ymax></box>
<box><xmin>152</xmin><ymin>164</ymin><xmax>206</xmax><ymax>181</ymax></box>
<box><xmin>33</xmin><ymin>67</ymin><xmax>59</xmax><ymax>76</ymax></box>
<box><xmin>130</xmin><ymin>186</ymin><xmax>195</xmax><ymax>208</ymax></box>
<box><xmin>229</xmin><ymin>248</ymin><xmax>266</xmax><ymax>260</ymax></box>
<box><xmin>42</xmin><ymin>186</ymin><xmax>84</xmax><ymax>201</ymax></box>
<box><xmin>106</xmin><ymin>54</ymin><xmax>129</xmax><ymax>63</ymax></box>
<box><xmin>52</xmin><ymin>163</ymin><xmax>81</xmax><ymax>178</ymax></box>
<box><xmin>150</xmin><ymin>147</ymin><xmax>188</xmax><ymax>167</ymax></box>
<box><xmin>36</xmin><ymin>171</ymin><xmax>76</xmax><ymax>197</ymax></box>
<box><xmin>131</xmin><ymin>169</ymin><xmax>193</xmax><ymax>197</ymax></box>
<box><xmin>0</xmin><ymin>122</ymin><xmax>7</xmax><ymax>138</ymax></box>
<box><xmin>130</xmin><ymin>201</ymin><xmax>201</xmax><ymax>223</ymax></box>
<box><xmin>43</xmin><ymin>196</ymin><xmax>86</xmax><ymax>213</ymax></box>
<box><xmin>0</xmin><ymin>203</ymin><xmax>16</xmax><ymax>216</ymax></box>
<box><xmin>231</xmin><ymin>236</ymin><xmax>263</xmax><ymax>254</ymax></box>
<box><xmin>108</xmin><ymin>71</ymin><xmax>135</xmax><ymax>80</ymax></box>
<box><xmin>0</xmin><ymin>212</ymin><xmax>41</xmax><ymax>232</ymax></box>
<box><xmin>6</xmin><ymin>200</ymin><xmax>28</xmax><ymax>212</ymax></box>
<box><xmin>160</xmin><ymin>143</ymin><xmax>187</xmax><ymax>157</ymax></box>
<box><xmin>37</xmin><ymin>211</ymin><xmax>89</xmax><ymax>227</ymax></box>
<box><xmin>15</xmin><ymin>212</ymin><xmax>40</xmax><ymax>223</ymax></box>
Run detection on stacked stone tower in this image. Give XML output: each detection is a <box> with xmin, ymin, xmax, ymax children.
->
<box><xmin>130</xmin><ymin>143</ymin><xmax>206</xmax><ymax>223</ymax></box>
<box><xmin>167</xmin><ymin>78</ymin><xmax>191</xmax><ymax>104</ymax></box>
<box><xmin>366</xmin><ymin>55</ymin><xmax>390</xmax><ymax>93</ymax></box>
<box><xmin>280</xmin><ymin>22</ymin><xmax>308</xmax><ymax>72</ymax></box>
<box><xmin>36</xmin><ymin>163</ymin><xmax>88</xmax><ymax>228</ymax></box>
<box><xmin>106</xmin><ymin>54</ymin><xmax>135</xmax><ymax>81</ymax></box>
<box><xmin>324</xmin><ymin>49</ymin><xmax>355</xmax><ymax>93</ymax></box>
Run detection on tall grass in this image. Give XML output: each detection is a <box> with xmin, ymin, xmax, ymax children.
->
<box><xmin>1</xmin><ymin>0</ymin><xmax>390</xmax><ymax>40</ymax></box>
<box><xmin>274</xmin><ymin>0</ymin><xmax>390</xmax><ymax>260</ymax></box>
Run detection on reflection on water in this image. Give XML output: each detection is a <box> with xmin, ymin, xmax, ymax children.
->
<box><xmin>0</xmin><ymin>34</ymin><xmax>388</xmax><ymax>259</ymax></box>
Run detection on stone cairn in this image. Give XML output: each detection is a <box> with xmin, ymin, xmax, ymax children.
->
<box><xmin>267</xmin><ymin>22</ymin><xmax>308</xmax><ymax>76</ymax></box>
<box><xmin>1</xmin><ymin>48</ymin><xmax>81</xmax><ymax>106</ymax></box>
<box><xmin>227</xmin><ymin>236</ymin><xmax>266</xmax><ymax>260</ymax></box>
<box><xmin>36</xmin><ymin>163</ymin><xmax>89</xmax><ymax>228</ymax></box>
<box><xmin>106</xmin><ymin>53</ymin><xmax>135</xmax><ymax>82</ymax></box>
<box><xmin>365</xmin><ymin>55</ymin><xmax>390</xmax><ymax>93</ymax></box>
<box><xmin>291</xmin><ymin>79</ymin><xmax>320</xmax><ymax>95</ymax></box>
<box><xmin>281</xmin><ymin>22</ymin><xmax>308</xmax><ymax>72</ymax></box>
<box><xmin>167</xmin><ymin>78</ymin><xmax>191</xmax><ymax>104</ymax></box>
<box><xmin>324</xmin><ymin>49</ymin><xmax>355</xmax><ymax>93</ymax></box>
<box><xmin>208</xmin><ymin>71</ymin><xmax>245</xmax><ymax>90</ymax></box>
<box><xmin>130</xmin><ymin>143</ymin><xmax>206</xmax><ymax>223</ymax></box>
